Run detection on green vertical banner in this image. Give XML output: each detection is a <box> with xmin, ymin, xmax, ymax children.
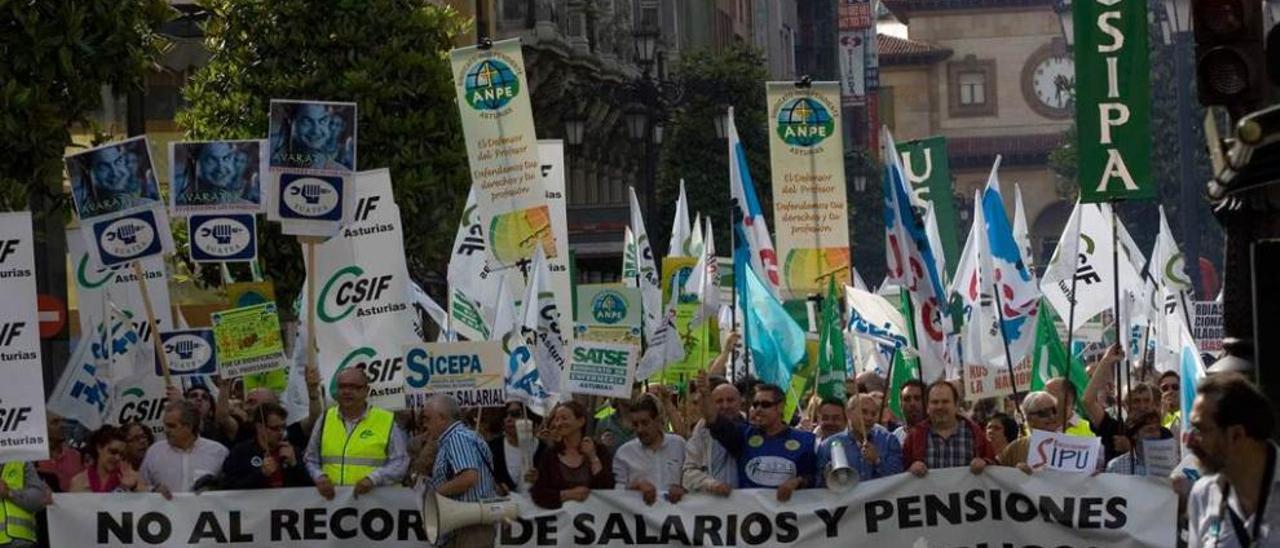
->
<box><xmin>895</xmin><ymin>137</ymin><xmax>959</xmax><ymax>276</ymax></box>
<box><xmin>888</xmin><ymin>290</ymin><xmax>920</xmax><ymax>419</ymax></box>
<box><xmin>1073</xmin><ymin>0</ymin><xmax>1154</xmax><ymax>202</ymax></box>
<box><xmin>816</xmin><ymin>278</ymin><xmax>847</xmax><ymax>400</ymax></box>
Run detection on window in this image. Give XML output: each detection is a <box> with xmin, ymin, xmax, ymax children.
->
<box><xmin>958</xmin><ymin>72</ymin><xmax>986</xmax><ymax>106</ymax></box>
<box><xmin>947</xmin><ymin>55</ymin><xmax>998</xmax><ymax>117</ymax></box>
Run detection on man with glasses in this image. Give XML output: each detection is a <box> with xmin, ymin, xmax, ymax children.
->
<box><xmin>304</xmin><ymin>368</ymin><xmax>408</xmax><ymax>500</ymax></box>
<box><xmin>904</xmin><ymin>380</ymin><xmax>995</xmax><ymax>477</ymax></box>
<box><xmin>817</xmin><ymin>394</ymin><xmax>904</xmax><ymax>485</ymax></box>
<box><xmin>1186</xmin><ymin>373</ymin><xmax>1280</xmax><ymax>547</ymax></box>
<box><xmin>140</xmin><ymin>400</ymin><xmax>229</xmax><ymax>497</ymax></box>
<box><xmin>996</xmin><ymin>391</ymin><xmax>1059</xmax><ymax>471</ymax></box>
<box><xmin>421</xmin><ymin>394</ymin><xmax>499</xmax><ymax>548</ymax></box>
<box><xmin>697</xmin><ymin>371</ymin><xmax>816</xmax><ymax>501</ymax></box>
<box><xmin>221</xmin><ymin>402</ymin><xmax>310</xmax><ymax>489</ymax></box>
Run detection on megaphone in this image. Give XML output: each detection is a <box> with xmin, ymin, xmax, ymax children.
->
<box><xmin>420</xmin><ymin>484</ymin><xmax>519</xmax><ymax>545</ymax></box>
<box><xmin>825</xmin><ymin>439</ymin><xmax>860</xmax><ymax>491</ymax></box>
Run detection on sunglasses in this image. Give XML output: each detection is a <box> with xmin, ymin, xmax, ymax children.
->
<box><xmin>1026</xmin><ymin>408</ymin><xmax>1056</xmax><ymax>419</ymax></box>
<box><xmin>751</xmin><ymin>400</ymin><xmax>780</xmax><ymax>409</ymax></box>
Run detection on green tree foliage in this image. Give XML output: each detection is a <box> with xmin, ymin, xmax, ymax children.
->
<box><xmin>655</xmin><ymin>44</ymin><xmax>770</xmax><ymax>254</ymax></box>
<box><xmin>0</xmin><ymin>1</ymin><xmax>171</xmax><ymax>212</ymax></box>
<box><xmin>178</xmin><ymin>0</ymin><xmax>471</xmax><ymax>310</ymax></box>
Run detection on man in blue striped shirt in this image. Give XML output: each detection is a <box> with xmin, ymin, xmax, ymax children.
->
<box><xmin>817</xmin><ymin>394</ymin><xmax>903</xmax><ymax>486</ymax></box>
<box><xmin>422</xmin><ymin>395</ymin><xmax>498</xmax><ymax>548</ymax></box>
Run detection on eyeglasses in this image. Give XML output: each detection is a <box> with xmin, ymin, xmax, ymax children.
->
<box><xmin>1027</xmin><ymin>408</ymin><xmax>1056</xmax><ymax>419</ymax></box>
<box><xmin>751</xmin><ymin>400</ymin><xmax>780</xmax><ymax>409</ymax></box>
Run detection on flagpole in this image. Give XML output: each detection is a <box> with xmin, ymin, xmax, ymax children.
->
<box><xmin>1063</xmin><ymin>250</ymin><xmax>1081</xmax><ymax>432</ymax></box>
<box><xmin>989</xmin><ymin>280</ymin><xmax>1025</xmax><ymax>413</ymax></box>
<box><xmin>1111</xmin><ymin>208</ymin><xmax>1125</xmax><ymax>427</ymax></box>
<box><xmin>903</xmin><ymin>291</ymin><xmax>924</xmax><ymax>382</ymax></box>
<box><xmin>729</xmin><ymin>206</ymin><xmax>740</xmax><ymax>383</ymax></box>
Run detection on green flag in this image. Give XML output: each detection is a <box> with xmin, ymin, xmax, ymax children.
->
<box><xmin>888</xmin><ymin>290</ymin><xmax>921</xmax><ymax>419</ymax></box>
<box><xmin>1029</xmin><ymin>299</ymin><xmax>1088</xmax><ymax>415</ymax></box>
<box><xmin>816</xmin><ymin>278</ymin><xmax>847</xmax><ymax>400</ymax></box>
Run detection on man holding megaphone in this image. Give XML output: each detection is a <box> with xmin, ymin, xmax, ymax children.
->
<box><xmin>420</xmin><ymin>394</ymin><xmax>501</xmax><ymax>548</ymax></box>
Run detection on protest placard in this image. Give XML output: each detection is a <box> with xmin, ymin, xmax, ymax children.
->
<box><xmin>169</xmin><ymin>139</ymin><xmax>267</xmax><ymax>215</ymax></box>
<box><xmin>211</xmin><ymin>302</ymin><xmax>286</xmax><ymax>378</ymax></box>
<box><xmin>158</xmin><ymin>329</ymin><xmax>218</xmax><ymax>377</ymax></box>
<box><xmin>0</xmin><ymin>212</ymin><xmax>50</xmax><ymax>461</ymax></box>
<box><xmin>1027</xmin><ymin>429</ymin><xmax>1103</xmax><ymax>473</ymax></box>
<box><xmin>565</xmin><ymin>340</ymin><xmax>638</xmax><ymax>399</ymax></box>
<box><xmin>266</xmin><ymin>99</ymin><xmax>357</xmax><ymax>237</ymax></box>
<box><xmin>402</xmin><ymin>340</ymin><xmax>506</xmax><ymax>408</ymax></box>
<box><xmin>188</xmin><ymin>214</ymin><xmax>257</xmax><ymax>263</ymax></box>
<box><xmin>1143</xmin><ymin>437</ymin><xmax>1180</xmax><ymax>478</ymax></box>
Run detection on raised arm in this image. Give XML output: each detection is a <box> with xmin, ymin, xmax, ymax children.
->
<box><xmin>1082</xmin><ymin>344</ymin><xmax>1123</xmax><ymax>425</ymax></box>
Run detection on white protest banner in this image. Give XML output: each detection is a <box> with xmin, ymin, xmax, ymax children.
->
<box><xmin>1143</xmin><ymin>438</ymin><xmax>1180</xmax><ymax>478</ymax></box>
<box><xmin>50</xmin><ymin>487</ymin><xmax>428</xmax><ymax>547</ymax></box>
<box><xmin>68</xmin><ymin>227</ymin><xmax>173</xmax><ymax>339</ymax></box>
<box><xmin>499</xmin><ymin>468</ymin><xmax>1174</xmax><ymax>547</ymax></box>
<box><xmin>1193</xmin><ymin>301</ymin><xmax>1222</xmax><ymax>353</ymax></box>
<box><xmin>307</xmin><ymin>169</ymin><xmax>417</xmax><ymax>409</ymax></box>
<box><xmin>266</xmin><ymin>100</ymin><xmax>357</xmax><ymax>237</ymax></box>
<box><xmin>158</xmin><ymin>329</ymin><xmax>218</xmax><ymax>376</ymax></box>
<box><xmin>765</xmin><ymin>81</ymin><xmax>851</xmax><ymax>299</ymax></box>
<box><xmin>110</xmin><ymin>372</ymin><xmax>171</xmax><ymax>438</ymax></box>
<box><xmin>1027</xmin><ymin>429</ymin><xmax>1103</xmax><ymax>473</ymax></box>
<box><xmin>403</xmin><ymin>340</ymin><xmax>506</xmax><ymax>408</ymax></box>
<box><xmin>452</xmin><ymin>39</ymin><xmax>558</xmax><ymax>271</ymax></box>
<box><xmin>211</xmin><ymin>302</ymin><xmax>287</xmax><ymax>378</ymax></box>
<box><xmin>0</xmin><ymin>212</ymin><xmax>50</xmax><ymax>461</ymax></box>
<box><xmin>538</xmin><ymin>140</ymin><xmax>572</xmax><ymax>345</ymax></box>
<box><xmin>565</xmin><ymin>340</ymin><xmax>638</xmax><ymax>399</ymax></box>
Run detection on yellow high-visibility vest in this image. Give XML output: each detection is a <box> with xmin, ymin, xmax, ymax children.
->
<box><xmin>319</xmin><ymin>406</ymin><xmax>394</xmax><ymax>486</ymax></box>
<box><xmin>0</xmin><ymin>462</ymin><xmax>36</xmax><ymax>543</ymax></box>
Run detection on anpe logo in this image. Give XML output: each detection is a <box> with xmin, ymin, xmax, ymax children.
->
<box><xmin>463</xmin><ymin>57</ymin><xmax>521</xmax><ymax>111</ymax></box>
<box><xmin>318</xmin><ymin>266</ymin><xmax>393</xmax><ymax>322</ymax></box>
<box><xmin>163</xmin><ymin>334</ymin><xmax>213</xmax><ymax>373</ymax></box>
<box><xmin>193</xmin><ymin>217</ymin><xmax>252</xmax><ymax>258</ymax></box>
<box><xmin>99</xmin><ymin>216</ymin><xmax>156</xmax><ymax>259</ymax></box>
<box><xmin>281</xmin><ymin>176</ymin><xmax>340</xmax><ymax>218</ymax></box>
<box><xmin>776</xmin><ymin>97</ymin><xmax>834</xmax><ymax>148</ymax></box>
<box><xmin>590</xmin><ymin>291</ymin><xmax>627</xmax><ymax>325</ymax></box>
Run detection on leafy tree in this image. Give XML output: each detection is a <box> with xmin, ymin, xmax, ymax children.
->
<box><xmin>178</xmin><ymin>0</ymin><xmax>471</xmax><ymax>311</ymax></box>
<box><xmin>655</xmin><ymin>44</ymin><xmax>770</xmax><ymax>254</ymax></box>
<box><xmin>0</xmin><ymin>1</ymin><xmax>171</xmax><ymax>212</ymax></box>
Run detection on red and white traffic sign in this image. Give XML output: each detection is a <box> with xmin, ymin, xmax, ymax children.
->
<box><xmin>37</xmin><ymin>294</ymin><xmax>66</xmax><ymax>338</ymax></box>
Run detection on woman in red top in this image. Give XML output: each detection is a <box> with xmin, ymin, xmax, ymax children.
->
<box><xmin>68</xmin><ymin>426</ymin><xmax>149</xmax><ymax>493</ymax></box>
<box><xmin>530</xmin><ymin>401</ymin><xmax>614</xmax><ymax>509</ymax></box>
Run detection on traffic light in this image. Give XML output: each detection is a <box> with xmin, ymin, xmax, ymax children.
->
<box><xmin>1193</xmin><ymin>0</ymin><xmax>1267</xmax><ymax>114</ymax></box>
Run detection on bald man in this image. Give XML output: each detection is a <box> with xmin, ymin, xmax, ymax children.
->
<box><xmin>682</xmin><ymin>376</ymin><xmax>744</xmax><ymax>495</ymax></box>
<box><xmin>304</xmin><ymin>368</ymin><xmax>408</xmax><ymax>499</ymax></box>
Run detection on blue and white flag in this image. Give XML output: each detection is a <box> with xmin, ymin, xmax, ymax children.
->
<box><xmin>735</xmin><ymin>229</ymin><xmax>805</xmax><ymax>388</ymax></box>
<box><xmin>728</xmin><ymin>107</ymin><xmax>781</xmax><ymax>297</ymax></box>
<box><xmin>47</xmin><ymin>308</ymin><xmax>141</xmax><ymax>430</ymax></box>
<box><xmin>845</xmin><ymin>285</ymin><xmax>916</xmax><ymax>368</ymax></box>
<box><xmin>976</xmin><ymin>157</ymin><xmax>1041</xmax><ymax>369</ymax></box>
<box><xmin>495</xmin><ymin>271</ymin><xmax>552</xmax><ymax>416</ymax></box>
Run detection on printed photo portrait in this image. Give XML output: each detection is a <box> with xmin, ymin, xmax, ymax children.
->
<box><xmin>170</xmin><ymin>140</ymin><xmax>266</xmax><ymax>214</ymax></box>
<box><xmin>268</xmin><ymin>100</ymin><xmax>356</xmax><ymax>172</ymax></box>
<box><xmin>66</xmin><ymin>136</ymin><xmax>161</xmax><ymax>220</ymax></box>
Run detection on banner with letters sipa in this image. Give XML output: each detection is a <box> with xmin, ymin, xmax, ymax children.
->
<box><xmin>402</xmin><ymin>340</ymin><xmax>506</xmax><ymax>408</ymax></box>
<box><xmin>896</xmin><ymin>136</ymin><xmax>959</xmax><ymax>275</ymax></box>
<box><xmin>766</xmin><ymin>81</ymin><xmax>851</xmax><ymax>299</ymax></box>
<box><xmin>0</xmin><ymin>212</ymin><xmax>49</xmax><ymax>462</ymax></box>
<box><xmin>451</xmin><ymin>39</ymin><xmax>559</xmax><ymax>271</ymax></box>
<box><xmin>1073</xmin><ymin>0</ymin><xmax>1153</xmax><ymax>202</ymax></box>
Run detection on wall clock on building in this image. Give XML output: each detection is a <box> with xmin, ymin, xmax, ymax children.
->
<box><xmin>1021</xmin><ymin>39</ymin><xmax>1074</xmax><ymax>119</ymax></box>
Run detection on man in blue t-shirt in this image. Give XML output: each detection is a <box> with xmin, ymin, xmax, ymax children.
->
<box><xmin>697</xmin><ymin>371</ymin><xmax>815</xmax><ymax>501</ymax></box>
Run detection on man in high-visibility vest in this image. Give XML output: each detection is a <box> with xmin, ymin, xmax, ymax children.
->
<box><xmin>304</xmin><ymin>368</ymin><xmax>408</xmax><ymax>499</ymax></box>
<box><xmin>0</xmin><ymin>461</ymin><xmax>49</xmax><ymax>547</ymax></box>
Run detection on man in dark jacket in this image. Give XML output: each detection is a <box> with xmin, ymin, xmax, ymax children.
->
<box><xmin>903</xmin><ymin>380</ymin><xmax>995</xmax><ymax>477</ymax></box>
<box><xmin>222</xmin><ymin>402</ymin><xmax>311</xmax><ymax>489</ymax></box>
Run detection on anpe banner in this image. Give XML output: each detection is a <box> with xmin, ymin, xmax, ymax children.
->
<box><xmin>766</xmin><ymin>82</ymin><xmax>851</xmax><ymax>299</ymax></box>
<box><xmin>1073</xmin><ymin>0</ymin><xmax>1153</xmax><ymax>202</ymax></box>
<box><xmin>565</xmin><ymin>340</ymin><xmax>638</xmax><ymax>399</ymax></box>
<box><xmin>896</xmin><ymin>136</ymin><xmax>959</xmax><ymax>275</ymax></box>
<box><xmin>499</xmin><ymin>468</ymin><xmax>1174</xmax><ymax>547</ymax></box>
<box><xmin>403</xmin><ymin>340</ymin><xmax>506</xmax><ymax>408</ymax></box>
<box><xmin>307</xmin><ymin>169</ymin><xmax>418</xmax><ymax>409</ymax></box>
<box><xmin>574</xmin><ymin>285</ymin><xmax>643</xmax><ymax>345</ymax></box>
<box><xmin>0</xmin><ymin>212</ymin><xmax>50</xmax><ymax>462</ymax></box>
<box><xmin>211</xmin><ymin>302</ymin><xmax>286</xmax><ymax>378</ymax></box>
<box><xmin>452</xmin><ymin>38</ymin><xmax>558</xmax><ymax>270</ymax></box>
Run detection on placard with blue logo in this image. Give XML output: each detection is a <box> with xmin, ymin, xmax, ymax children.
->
<box><xmin>266</xmin><ymin>99</ymin><xmax>357</xmax><ymax>237</ymax></box>
<box><xmin>157</xmin><ymin>329</ymin><xmax>218</xmax><ymax>376</ymax></box>
<box><xmin>188</xmin><ymin>213</ymin><xmax>258</xmax><ymax>263</ymax></box>
<box><xmin>402</xmin><ymin>340</ymin><xmax>506</xmax><ymax>408</ymax></box>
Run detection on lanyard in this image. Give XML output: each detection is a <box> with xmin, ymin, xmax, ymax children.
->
<box><xmin>1220</xmin><ymin>444</ymin><xmax>1276</xmax><ymax>547</ymax></box>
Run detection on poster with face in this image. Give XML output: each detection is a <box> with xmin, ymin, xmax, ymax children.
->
<box><xmin>66</xmin><ymin>136</ymin><xmax>162</xmax><ymax>220</ymax></box>
<box><xmin>169</xmin><ymin>140</ymin><xmax>266</xmax><ymax>214</ymax></box>
<box><xmin>267</xmin><ymin>100</ymin><xmax>357</xmax><ymax>172</ymax></box>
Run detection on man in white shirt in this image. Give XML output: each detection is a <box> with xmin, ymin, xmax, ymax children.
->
<box><xmin>1187</xmin><ymin>373</ymin><xmax>1280</xmax><ymax>548</ymax></box>
<box><xmin>613</xmin><ymin>396</ymin><xmax>686</xmax><ymax>506</ymax></box>
<box><xmin>683</xmin><ymin>376</ymin><xmax>741</xmax><ymax>495</ymax></box>
<box><xmin>141</xmin><ymin>400</ymin><xmax>229</xmax><ymax>497</ymax></box>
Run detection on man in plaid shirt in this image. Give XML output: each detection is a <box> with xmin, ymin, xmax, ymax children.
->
<box><xmin>903</xmin><ymin>380</ymin><xmax>995</xmax><ymax>476</ymax></box>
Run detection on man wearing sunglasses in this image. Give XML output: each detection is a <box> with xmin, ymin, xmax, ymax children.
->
<box><xmin>996</xmin><ymin>391</ymin><xmax>1061</xmax><ymax>471</ymax></box>
<box><xmin>697</xmin><ymin>371</ymin><xmax>816</xmax><ymax>502</ymax></box>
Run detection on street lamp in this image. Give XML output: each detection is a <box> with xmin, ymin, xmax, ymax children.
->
<box><xmin>625</xmin><ymin>104</ymin><xmax>649</xmax><ymax>141</ymax></box>
<box><xmin>652</xmin><ymin>121</ymin><xmax>665</xmax><ymax>145</ymax></box>
<box><xmin>634</xmin><ymin>26</ymin><xmax>659</xmax><ymax>74</ymax></box>
<box><xmin>563</xmin><ymin>112</ymin><xmax>586</xmax><ymax>146</ymax></box>
<box><xmin>1054</xmin><ymin>0</ymin><xmax>1074</xmax><ymax>48</ymax></box>
<box><xmin>1160</xmin><ymin>0</ymin><xmax>1204</xmax><ymax>298</ymax></box>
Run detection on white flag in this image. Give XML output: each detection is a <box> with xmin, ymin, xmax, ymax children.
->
<box><xmin>685</xmin><ymin>216</ymin><xmax>720</xmax><ymax>325</ymax></box>
<box><xmin>497</xmin><ymin>271</ymin><xmax>552</xmax><ymax>415</ymax></box>
<box><xmin>688</xmin><ymin>212</ymin><xmax>704</xmax><ymax>258</ymax></box>
<box><xmin>629</xmin><ymin>187</ymin><xmax>663</xmax><ymax>339</ymax></box>
<box><xmin>636</xmin><ymin>283</ymin><xmax>685</xmax><ymax>382</ymax></box>
<box><xmin>1013</xmin><ymin>184</ymin><xmax>1034</xmax><ymax>271</ymax></box>
<box><xmin>668</xmin><ymin>180</ymin><xmax>692</xmax><ymax>257</ymax></box>
<box><xmin>520</xmin><ymin>245</ymin><xmax>566</xmax><ymax>392</ymax></box>
<box><xmin>1040</xmin><ymin>199</ymin><xmax>1082</xmax><ymax>321</ymax></box>
<box><xmin>447</xmin><ymin>187</ymin><xmax>498</xmax><ymax>341</ymax></box>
